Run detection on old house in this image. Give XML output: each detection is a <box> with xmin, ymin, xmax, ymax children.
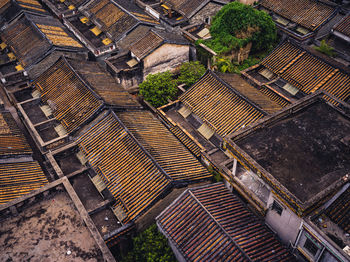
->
<box><xmin>293</xmin><ymin>183</ymin><xmax>350</xmax><ymax>261</ymax></box>
<box><xmin>116</xmin><ymin>110</ymin><xmax>211</xmax><ymax>184</ymax></box>
<box><xmin>156</xmin><ymin>183</ymin><xmax>296</xmax><ymax>261</ymax></box>
<box><xmin>220</xmin><ymin>93</ymin><xmax>350</xmax><ymax>261</ymax></box>
<box><xmin>333</xmin><ymin>13</ymin><xmax>350</xmax><ymax>43</ymax></box>
<box><xmin>42</xmin><ymin>0</ymin><xmax>89</xmax><ymax>18</ymax></box>
<box><xmin>15</xmin><ymin>56</ymin><xmax>140</xmax><ymax>152</ymax></box>
<box><xmin>106</xmin><ymin>28</ymin><xmax>189</xmax><ymax>89</ymax></box>
<box><xmin>139</xmin><ymin>0</ymin><xmax>227</xmax><ymax>27</ymax></box>
<box><xmin>0</xmin><ymin>0</ymin><xmax>48</xmax><ymax>25</ymax></box>
<box><xmin>243</xmin><ymin>41</ymin><xmax>350</xmax><ymax>105</ymax></box>
<box><xmin>0</xmin><ymin>109</ymin><xmax>48</xmax><ymax>205</ymax></box>
<box><xmin>75</xmin><ymin>108</ymin><xmax>213</xmax><ymax>221</ymax></box>
<box><xmin>43</xmin><ymin>107</ymin><xmax>212</xmax><ymax>247</ymax></box>
<box><xmin>325</xmin><ymin>13</ymin><xmax>350</xmax><ymax>64</ymax></box>
<box><xmin>157</xmin><ymin>70</ymin><xmax>288</xmax><ymax>161</ymax></box>
<box><xmin>63</xmin><ymin>0</ymin><xmax>161</xmax><ymax>57</ymax></box>
<box><xmin>0</xmin><ymin>176</ymin><xmax>115</xmax><ymax>261</ymax></box>
<box><xmin>258</xmin><ymin>0</ymin><xmax>338</xmax><ymax>42</ymax></box>
<box><xmin>0</xmin><ymin>13</ymin><xmax>86</xmax><ymax>84</ymax></box>
<box><xmin>76</xmin><ymin>110</ymin><xmax>172</xmax><ymax>224</ymax></box>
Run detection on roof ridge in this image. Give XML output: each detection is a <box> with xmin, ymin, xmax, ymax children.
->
<box><xmin>210</xmin><ymin>70</ymin><xmax>268</xmax><ymax>115</ymax></box>
<box><xmin>61</xmin><ymin>56</ymin><xmax>104</xmax><ymax>102</ymax></box>
<box><xmin>189</xmin><ymin>189</ymin><xmax>253</xmax><ymax>262</ymax></box>
<box><xmin>110</xmin><ymin>111</ymin><xmax>174</xmax><ymax>184</ymax></box>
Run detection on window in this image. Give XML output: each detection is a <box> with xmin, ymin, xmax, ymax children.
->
<box><xmin>304</xmin><ymin>238</ymin><xmax>319</xmax><ymax>257</ymax></box>
<box><xmin>271</xmin><ymin>200</ymin><xmax>283</xmax><ymax>215</ymax></box>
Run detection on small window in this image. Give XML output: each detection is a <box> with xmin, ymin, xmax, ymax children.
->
<box><xmin>271</xmin><ymin>200</ymin><xmax>283</xmax><ymax>215</ymax></box>
<box><xmin>304</xmin><ymin>238</ymin><xmax>319</xmax><ymax>257</ymax></box>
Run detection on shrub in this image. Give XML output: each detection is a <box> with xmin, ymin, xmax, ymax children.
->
<box><xmin>139</xmin><ymin>71</ymin><xmax>177</xmax><ymax>108</ymax></box>
<box><xmin>120</xmin><ymin>224</ymin><xmax>176</xmax><ymax>262</ymax></box>
<box><xmin>177</xmin><ymin>61</ymin><xmax>206</xmax><ymax>89</ymax></box>
<box><xmin>201</xmin><ymin>2</ymin><xmax>277</xmax><ymax>54</ymax></box>
<box><xmin>314</xmin><ymin>40</ymin><xmax>335</xmax><ymax>57</ymax></box>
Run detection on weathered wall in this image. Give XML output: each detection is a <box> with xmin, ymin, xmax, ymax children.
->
<box><xmin>189</xmin><ymin>2</ymin><xmax>223</xmax><ymax>25</ymax></box>
<box><xmin>238</xmin><ymin>0</ymin><xmax>256</xmax><ymax>5</ymax></box>
<box><xmin>156</xmin><ymin>222</ymin><xmax>187</xmax><ymax>262</ymax></box>
<box><xmin>143</xmin><ymin>44</ymin><xmax>189</xmax><ymax>78</ymax></box>
<box><xmin>118</xmin><ymin>68</ymin><xmax>143</xmax><ymax>90</ymax></box>
<box><xmin>265</xmin><ymin>192</ymin><xmax>302</xmax><ymax>244</ymax></box>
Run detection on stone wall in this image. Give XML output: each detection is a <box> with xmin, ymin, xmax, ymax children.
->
<box><xmin>189</xmin><ymin>2</ymin><xmax>223</xmax><ymax>25</ymax></box>
<box><xmin>143</xmin><ymin>44</ymin><xmax>189</xmax><ymax>78</ymax></box>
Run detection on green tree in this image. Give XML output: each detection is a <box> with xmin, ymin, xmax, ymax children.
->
<box><xmin>314</xmin><ymin>40</ymin><xmax>335</xmax><ymax>57</ymax></box>
<box><xmin>202</xmin><ymin>2</ymin><xmax>277</xmax><ymax>54</ymax></box>
<box><xmin>121</xmin><ymin>224</ymin><xmax>176</xmax><ymax>262</ymax></box>
<box><xmin>177</xmin><ymin>61</ymin><xmax>206</xmax><ymax>89</ymax></box>
<box><xmin>139</xmin><ymin>71</ymin><xmax>177</xmax><ymax>108</ymax></box>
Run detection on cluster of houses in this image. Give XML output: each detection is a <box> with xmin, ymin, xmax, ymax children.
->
<box><xmin>0</xmin><ymin>0</ymin><xmax>349</xmax><ymax>261</ymax></box>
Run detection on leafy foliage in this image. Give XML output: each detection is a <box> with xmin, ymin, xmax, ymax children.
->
<box><xmin>177</xmin><ymin>61</ymin><xmax>206</xmax><ymax>89</ymax></box>
<box><xmin>314</xmin><ymin>40</ymin><xmax>335</xmax><ymax>57</ymax></box>
<box><xmin>200</xmin><ymin>2</ymin><xmax>276</xmax><ymax>54</ymax></box>
<box><xmin>213</xmin><ymin>57</ymin><xmax>240</xmax><ymax>74</ymax></box>
<box><xmin>120</xmin><ymin>224</ymin><xmax>176</xmax><ymax>262</ymax></box>
<box><xmin>213</xmin><ymin>52</ymin><xmax>266</xmax><ymax>74</ymax></box>
<box><xmin>139</xmin><ymin>71</ymin><xmax>177</xmax><ymax>108</ymax></box>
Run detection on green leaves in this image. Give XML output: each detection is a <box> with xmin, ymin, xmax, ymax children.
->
<box><xmin>120</xmin><ymin>224</ymin><xmax>176</xmax><ymax>262</ymax></box>
<box><xmin>139</xmin><ymin>62</ymin><xmax>206</xmax><ymax>106</ymax></box>
<box><xmin>314</xmin><ymin>40</ymin><xmax>335</xmax><ymax>57</ymax></box>
<box><xmin>204</xmin><ymin>2</ymin><xmax>276</xmax><ymax>54</ymax></box>
<box><xmin>139</xmin><ymin>71</ymin><xmax>177</xmax><ymax>108</ymax></box>
<box><xmin>177</xmin><ymin>61</ymin><xmax>206</xmax><ymax>89</ymax></box>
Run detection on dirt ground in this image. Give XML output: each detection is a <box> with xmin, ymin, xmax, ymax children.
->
<box><xmin>0</xmin><ymin>192</ymin><xmax>104</xmax><ymax>262</ymax></box>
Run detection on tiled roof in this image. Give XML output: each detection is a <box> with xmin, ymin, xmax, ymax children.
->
<box><xmin>0</xmin><ymin>0</ymin><xmax>47</xmax><ymax>17</ymax></box>
<box><xmin>217</xmin><ymin>73</ymin><xmax>288</xmax><ymax>113</ymax></box>
<box><xmin>78</xmin><ymin>111</ymin><xmax>170</xmax><ymax>223</ymax></box>
<box><xmin>1</xmin><ymin>14</ymin><xmax>82</xmax><ymax>67</ymax></box>
<box><xmin>0</xmin><ymin>112</ymin><xmax>32</xmax><ymax>157</ymax></box>
<box><xmin>0</xmin><ymin>161</ymin><xmax>48</xmax><ymax>205</ymax></box>
<box><xmin>64</xmin><ymin>58</ymin><xmax>140</xmax><ymax>108</ymax></box>
<box><xmin>260</xmin><ymin>0</ymin><xmax>336</xmax><ymax>31</ymax></box>
<box><xmin>84</xmin><ymin>0</ymin><xmax>159</xmax><ymax>41</ymax></box>
<box><xmin>1</xmin><ymin>15</ymin><xmax>51</xmax><ymax>67</ymax></box>
<box><xmin>15</xmin><ymin>0</ymin><xmax>47</xmax><ymax>13</ymax></box>
<box><xmin>44</xmin><ymin>0</ymin><xmax>88</xmax><ymax>14</ymax></box>
<box><xmin>129</xmin><ymin>31</ymin><xmax>163</xmax><ymax>60</ymax></box>
<box><xmin>261</xmin><ymin>42</ymin><xmax>350</xmax><ymax>102</ymax></box>
<box><xmin>157</xmin><ymin>183</ymin><xmax>295</xmax><ymax>261</ymax></box>
<box><xmin>116</xmin><ymin>24</ymin><xmax>151</xmax><ymax>50</ymax></box>
<box><xmin>87</xmin><ymin>0</ymin><xmax>138</xmax><ymax>40</ymax></box>
<box><xmin>35</xmin><ymin>23</ymin><xmax>82</xmax><ymax>48</ymax></box>
<box><xmin>117</xmin><ymin>110</ymin><xmax>211</xmax><ymax>183</ymax></box>
<box><xmin>0</xmin><ymin>0</ymin><xmax>9</xmax><ymax>9</ymax></box>
<box><xmin>334</xmin><ymin>14</ymin><xmax>350</xmax><ymax>38</ymax></box>
<box><xmin>164</xmin><ymin>0</ymin><xmax>209</xmax><ymax>18</ymax></box>
<box><xmin>325</xmin><ymin>185</ymin><xmax>350</xmax><ymax>234</ymax></box>
<box><xmin>34</xmin><ymin>57</ymin><xmax>104</xmax><ymax>133</ymax></box>
<box><xmin>179</xmin><ymin>71</ymin><xmax>265</xmax><ymax>137</ymax></box>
